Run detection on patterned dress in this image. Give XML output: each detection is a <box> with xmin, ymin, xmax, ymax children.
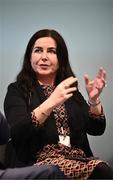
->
<box><xmin>34</xmin><ymin>85</ymin><xmax>104</xmax><ymax>179</ymax></box>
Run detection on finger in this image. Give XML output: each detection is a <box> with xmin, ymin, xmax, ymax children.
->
<box><xmin>63</xmin><ymin>77</ymin><xmax>78</xmax><ymax>88</ymax></box>
<box><xmin>96</xmin><ymin>68</ymin><xmax>102</xmax><ymax>79</ymax></box>
<box><xmin>84</xmin><ymin>74</ymin><xmax>90</xmax><ymax>86</ymax></box>
<box><xmin>97</xmin><ymin>67</ymin><xmax>107</xmax><ymax>87</ymax></box>
<box><xmin>68</xmin><ymin>77</ymin><xmax>77</xmax><ymax>87</ymax></box>
<box><xmin>97</xmin><ymin>67</ymin><xmax>107</xmax><ymax>80</ymax></box>
<box><xmin>101</xmin><ymin>68</ymin><xmax>107</xmax><ymax>87</ymax></box>
<box><xmin>101</xmin><ymin>78</ymin><xmax>107</xmax><ymax>88</ymax></box>
<box><xmin>102</xmin><ymin>68</ymin><xmax>107</xmax><ymax>81</ymax></box>
<box><xmin>65</xmin><ymin>93</ymin><xmax>74</xmax><ymax>99</ymax></box>
<box><xmin>66</xmin><ymin>87</ymin><xmax>77</xmax><ymax>94</ymax></box>
<box><xmin>63</xmin><ymin>76</ymin><xmax>75</xmax><ymax>82</ymax></box>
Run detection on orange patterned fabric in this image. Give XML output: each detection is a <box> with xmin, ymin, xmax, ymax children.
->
<box><xmin>41</xmin><ymin>85</ymin><xmax>70</xmax><ymax>135</ymax></box>
<box><xmin>35</xmin><ymin>144</ymin><xmax>102</xmax><ymax>179</ymax></box>
<box><xmin>35</xmin><ymin>85</ymin><xmax>103</xmax><ymax>179</ymax></box>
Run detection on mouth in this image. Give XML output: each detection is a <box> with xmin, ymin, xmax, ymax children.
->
<box><xmin>39</xmin><ymin>64</ymin><xmax>49</xmax><ymax>69</ymax></box>
<box><xmin>39</xmin><ymin>64</ymin><xmax>49</xmax><ymax>67</ymax></box>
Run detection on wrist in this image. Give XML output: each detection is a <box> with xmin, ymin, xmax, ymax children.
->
<box><xmin>32</xmin><ymin>103</ymin><xmax>51</xmax><ymax>127</ymax></box>
<box><xmin>40</xmin><ymin>98</ymin><xmax>55</xmax><ymax>115</ymax></box>
<box><xmin>47</xmin><ymin>96</ymin><xmax>57</xmax><ymax>109</ymax></box>
<box><xmin>88</xmin><ymin>98</ymin><xmax>101</xmax><ymax>107</ymax></box>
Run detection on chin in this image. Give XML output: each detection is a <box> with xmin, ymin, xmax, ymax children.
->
<box><xmin>37</xmin><ymin>72</ymin><xmax>52</xmax><ymax>76</ymax></box>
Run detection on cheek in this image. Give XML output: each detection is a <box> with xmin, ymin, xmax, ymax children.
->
<box><xmin>31</xmin><ymin>54</ymin><xmax>39</xmax><ymax>66</ymax></box>
<box><xmin>52</xmin><ymin>60</ymin><xmax>59</xmax><ymax>72</ymax></box>
<box><xmin>55</xmin><ymin>59</ymin><xmax>59</xmax><ymax>70</ymax></box>
<box><xmin>31</xmin><ymin>54</ymin><xmax>37</xmax><ymax>62</ymax></box>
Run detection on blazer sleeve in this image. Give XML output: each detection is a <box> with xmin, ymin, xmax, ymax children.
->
<box><xmin>4</xmin><ymin>83</ymin><xmax>34</xmax><ymax>136</ymax></box>
<box><xmin>0</xmin><ymin>111</ymin><xmax>9</xmax><ymax>145</ymax></box>
<box><xmin>4</xmin><ymin>83</ymin><xmax>43</xmax><ymax>163</ymax></box>
<box><xmin>77</xmin><ymin>91</ymin><xmax>106</xmax><ymax>136</ymax></box>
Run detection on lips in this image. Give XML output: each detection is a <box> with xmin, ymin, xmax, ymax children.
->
<box><xmin>39</xmin><ymin>64</ymin><xmax>49</xmax><ymax>69</ymax></box>
<box><xmin>40</xmin><ymin>64</ymin><xmax>48</xmax><ymax>66</ymax></box>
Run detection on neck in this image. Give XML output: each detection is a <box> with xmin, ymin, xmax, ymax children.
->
<box><xmin>37</xmin><ymin>76</ymin><xmax>55</xmax><ymax>86</ymax></box>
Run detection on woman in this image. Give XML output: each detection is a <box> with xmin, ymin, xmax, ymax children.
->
<box><xmin>4</xmin><ymin>29</ymin><xmax>113</xmax><ymax>179</ymax></box>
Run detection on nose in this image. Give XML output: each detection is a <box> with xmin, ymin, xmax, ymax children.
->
<box><xmin>41</xmin><ymin>51</ymin><xmax>48</xmax><ymax>61</ymax></box>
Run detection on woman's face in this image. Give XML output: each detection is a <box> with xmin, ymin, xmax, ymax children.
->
<box><xmin>31</xmin><ymin>37</ymin><xmax>59</xmax><ymax>83</ymax></box>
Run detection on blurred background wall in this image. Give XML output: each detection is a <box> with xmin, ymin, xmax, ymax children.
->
<box><xmin>0</xmin><ymin>0</ymin><xmax>113</xmax><ymax>167</ymax></box>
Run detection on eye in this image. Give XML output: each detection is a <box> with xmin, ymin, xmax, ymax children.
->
<box><xmin>33</xmin><ymin>47</ymin><xmax>42</xmax><ymax>53</ymax></box>
<box><xmin>48</xmin><ymin>48</ymin><xmax>56</xmax><ymax>54</ymax></box>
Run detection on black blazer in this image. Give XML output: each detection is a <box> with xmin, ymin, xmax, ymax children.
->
<box><xmin>4</xmin><ymin>82</ymin><xmax>106</xmax><ymax>167</ymax></box>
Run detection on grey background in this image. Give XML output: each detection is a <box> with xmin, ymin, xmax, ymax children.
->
<box><xmin>0</xmin><ymin>0</ymin><xmax>113</xmax><ymax>167</ymax></box>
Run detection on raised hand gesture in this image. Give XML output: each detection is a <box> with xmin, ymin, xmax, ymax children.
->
<box><xmin>48</xmin><ymin>76</ymin><xmax>77</xmax><ymax>108</ymax></box>
<box><xmin>84</xmin><ymin>67</ymin><xmax>107</xmax><ymax>102</ymax></box>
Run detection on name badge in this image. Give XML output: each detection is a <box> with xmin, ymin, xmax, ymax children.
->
<box><xmin>59</xmin><ymin>135</ymin><xmax>71</xmax><ymax>147</ymax></box>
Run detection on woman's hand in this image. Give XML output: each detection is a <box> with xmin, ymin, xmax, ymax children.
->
<box><xmin>84</xmin><ymin>67</ymin><xmax>107</xmax><ymax>101</ymax></box>
<box><xmin>48</xmin><ymin>76</ymin><xmax>77</xmax><ymax>108</ymax></box>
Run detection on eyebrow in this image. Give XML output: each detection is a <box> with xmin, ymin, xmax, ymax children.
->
<box><xmin>33</xmin><ymin>46</ymin><xmax>56</xmax><ymax>49</ymax></box>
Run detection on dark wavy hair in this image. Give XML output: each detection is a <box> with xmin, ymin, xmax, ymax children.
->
<box><xmin>16</xmin><ymin>29</ymin><xmax>78</xmax><ymax>96</ymax></box>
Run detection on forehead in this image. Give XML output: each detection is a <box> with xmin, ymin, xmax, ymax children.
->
<box><xmin>34</xmin><ymin>37</ymin><xmax>56</xmax><ymax>47</ymax></box>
